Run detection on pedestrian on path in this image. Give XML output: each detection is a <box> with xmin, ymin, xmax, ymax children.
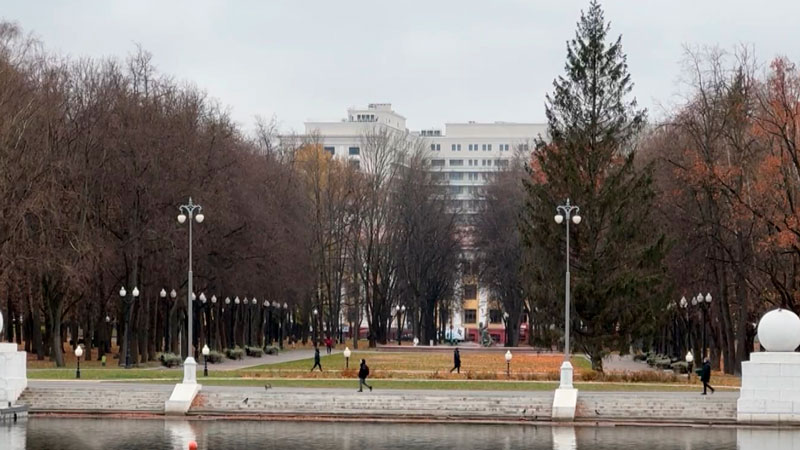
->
<box><xmin>358</xmin><ymin>358</ymin><xmax>373</xmax><ymax>392</ymax></box>
<box><xmin>450</xmin><ymin>348</ymin><xmax>461</xmax><ymax>374</ymax></box>
<box><xmin>310</xmin><ymin>347</ymin><xmax>323</xmax><ymax>372</ymax></box>
<box><xmin>325</xmin><ymin>336</ymin><xmax>333</xmax><ymax>355</ymax></box>
<box><xmin>701</xmin><ymin>358</ymin><xmax>715</xmax><ymax>395</ymax></box>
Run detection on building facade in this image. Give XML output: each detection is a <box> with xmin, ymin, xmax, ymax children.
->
<box><xmin>303</xmin><ymin>103</ymin><xmax>546</xmax><ymax>344</ymax></box>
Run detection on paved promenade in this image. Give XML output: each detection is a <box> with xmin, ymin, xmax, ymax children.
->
<box><xmin>19</xmin><ymin>381</ymin><xmax>738</xmax><ymax>424</ymax></box>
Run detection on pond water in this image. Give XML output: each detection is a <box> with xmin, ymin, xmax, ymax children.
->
<box><xmin>1</xmin><ymin>418</ymin><xmax>796</xmax><ymax>450</ymax></box>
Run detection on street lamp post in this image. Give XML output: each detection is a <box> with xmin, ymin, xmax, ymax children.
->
<box><xmin>685</xmin><ymin>350</ymin><xmax>694</xmax><ymax>382</ymax></box>
<box><xmin>202</xmin><ymin>344</ymin><xmax>210</xmax><ymax>377</ymax></box>
<box><xmin>177</xmin><ymin>197</ymin><xmax>204</xmax><ymax>380</ymax></box>
<box><xmin>281</xmin><ymin>302</ymin><xmax>287</xmax><ymax>350</ymax></box>
<box><xmin>210</xmin><ymin>295</ymin><xmax>217</xmax><ymax>348</ymax></box>
<box><xmin>505</xmin><ymin>350</ymin><xmax>512</xmax><ymax>377</ymax></box>
<box><xmin>344</xmin><ymin>346</ymin><xmax>351</xmax><ymax>369</ymax></box>
<box><xmin>264</xmin><ymin>300</ymin><xmax>272</xmax><ymax>345</ymax></box>
<box><xmin>119</xmin><ymin>286</ymin><xmax>139</xmax><ymax>369</ymax></box>
<box><xmin>697</xmin><ymin>293</ymin><xmax>712</xmax><ymax>359</ymax></box>
<box><xmin>395</xmin><ymin>305</ymin><xmax>406</xmax><ymax>345</ymax></box>
<box><xmin>75</xmin><ymin>345</ymin><xmax>83</xmax><ymax>379</ymax></box>
<box><xmin>555</xmin><ymin>198</ymin><xmax>581</xmax><ymax>389</ymax></box>
<box><xmin>503</xmin><ymin>311</ymin><xmax>510</xmax><ymax>346</ymax></box>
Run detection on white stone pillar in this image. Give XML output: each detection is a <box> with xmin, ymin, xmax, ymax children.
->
<box><xmin>0</xmin><ymin>343</ymin><xmax>27</xmax><ymax>406</ymax></box>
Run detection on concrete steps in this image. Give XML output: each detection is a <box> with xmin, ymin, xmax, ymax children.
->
<box><xmin>191</xmin><ymin>391</ymin><xmax>553</xmax><ymax>420</ymax></box>
<box><xmin>18</xmin><ymin>386</ymin><xmax>170</xmax><ymax>413</ymax></box>
<box><xmin>576</xmin><ymin>393</ymin><xmax>737</xmax><ymax>423</ymax></box>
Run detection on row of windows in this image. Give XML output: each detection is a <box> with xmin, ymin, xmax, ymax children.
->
<box><xmin>430</xmin><ymin>172</ymin><xmax>496</xmax><ymax>182</ymax></box>
<box><xmin>432</xmin><ymin>159</ymin><xmax>508</xmax><ymax>167</ymax></box>
<box><xmin>324</xmin><ymin>146</ymin><xmax>361</xmax><ymax>156</ymax></box>
<box><xmin>444</xmin><ymin>143</ymin><xmax>517</xmax><ymax>152</ymax></box>
<box><xmin>430</xmin><ymin>143</ymin><xmax>441</xmax><ymax>151</ymax></box>
<box><xmin>446</xmin><ymin>185</ymin><xmax>485</xmax><ymax>195</ymax></box>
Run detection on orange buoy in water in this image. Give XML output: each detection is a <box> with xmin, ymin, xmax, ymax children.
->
<box><xmin>188</xmin><ymin>441</ymin><xmax>198</xmax><ymax>450</ymax></box>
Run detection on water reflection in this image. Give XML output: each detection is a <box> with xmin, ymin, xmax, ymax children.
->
<box><xmin>6</xmin><ymin>418</ymin><xmax>800</xmax><ymax>449</ymax></box>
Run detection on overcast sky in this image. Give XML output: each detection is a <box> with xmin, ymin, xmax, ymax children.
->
<box><xmin>4</xmin><ymin>1</ymin><xmax>799</xmax><ymax>134</ymax></box>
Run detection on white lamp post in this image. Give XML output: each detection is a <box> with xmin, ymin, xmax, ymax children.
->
<box><xmin>202</xmin><ymin>344</ymin><xmax>210</xmax><ymax>377</ymax></box>
<box><xmin>177</xmin><ymin>197</ymin><xmax>204</xmax><ymax>382</ymax></box>
<box><xmin>344</xmin><ymin>346</ymin><xmax>352</xmax><ymax>369</ymax></box>
<box><xmin>75</xmin><ymin>345</ymin><xmax>83</xmax><ymax>379</ymax></box>
<box><xmin>505</xmin><ymin>350</ymin><xmax>513</xmax><ymax>377</ymax></box>
<box><xmin>555</xmin><ymin>198</ymin><xmax>581</xmax><ymax>389</ymax></box>
<box><xmin>685</xmin><ymin>351</ymin><xmax>694</xmax><ymax>381</ymax></box>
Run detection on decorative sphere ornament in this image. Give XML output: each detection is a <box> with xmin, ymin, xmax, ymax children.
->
<box><xmin>757</xmin><ymin>308</ymin><xmax>800</xmax><ymax>352</ymax></box>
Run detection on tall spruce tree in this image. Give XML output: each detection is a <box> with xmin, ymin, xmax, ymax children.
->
<box><xmin>522</xmin><ymin>1</ymin><xmax>667</xmax><ymax>371</ymax></box>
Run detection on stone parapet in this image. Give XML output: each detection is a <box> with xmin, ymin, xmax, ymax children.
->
<box><xmin>578</xmin><ymin>392</ymin><xmax>737</xmax><ymax>423</ymax></box>
<box><xmin>738</xmin><ymin>352</ymin><xmax>800</xmax><ymax>424</ymax></box>
<box><xmin>0</xmin><ymin>343</ymin><xmax>26</xmax><ymax>404</ymax></box>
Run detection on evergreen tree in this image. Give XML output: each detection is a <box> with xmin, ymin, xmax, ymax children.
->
<box><xmin>522</xmin><ymin>1</ymin><xmax>668</xmax><ymax>371</ymax></box>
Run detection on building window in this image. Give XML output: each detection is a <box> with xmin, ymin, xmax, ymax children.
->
<box><xmin>468</xmin><ymin>144</ymin><xmax>473</xmax><ymax>151</ymax></box>
<box><xmin>457</xmin><ymin>144</ymin><xmax>462</xmax><ymax>151</ymax></box>
<box><xmin>451</xmin><ymin>144</ymin><xmax>456</xmax><ymax>151</ymax></box>
<box><xmin>463</xmin><ymin>284</ymin><xmax>477</xmax><ymax>299</ymax></box>
<box><xmin>436</xmin><ymin>144</ymin><xmax>441</xmax><ymax>151</ymax></box>
<box><xmin>432</xmin><ymin>172</ymin><xmax>445</xmax><ymax>182</ymax></box>
<box><xmin>496</xmin><ymin>159</ymin><xmax>509</xmax><ymax>167</ymax></box>
<box><xmin>431</xmin><ymin>159</ymin><xmax>445</xmax><ymax>167</ymax></box>
<box><xmin>448</xmin><ymin>172</ymin><xmax>463</xmax><ymax>180</ymax></box>
<box><xmin>464</xmin><ymin>309</ymin><xmax>477</xmax><ymax>324</ymax></box>
<box><xmin>488</xmin><ymin>144</ymin><xmax>492</xmax><ymax>151</ymax></box>
<box><xmin>349</xmin><ymin>146</ymin><xmax>360</xmax><ymax>155</ymax></box>
<box><xmin>450</xmin><ymin>159</ymin><xmax>463</xmax><ymax>166</ymax></box>
<box><xmin>490</xmin><ymin>309</ymin><xmax>503</xmax><ymax>324</ymax></box>
<box><xmin>468</xmin><ymin>172</ymin><xmax>479</xmax><ymax>181</ymax></box>
<box><xmin>482</xmin><ymin>144</ymin><xmax>487</xmax><ymax>151</ymax></box>
<box><xmin>324</xmin><ymin>146</ymin><xmax>335</xmax><ymax>156</ymax></box>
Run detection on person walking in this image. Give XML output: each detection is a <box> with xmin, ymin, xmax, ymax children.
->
<box><xmin>310</xmin><ymin>347</ymin><xmax>323</xmax><ymax>372</ymax></box>
<box><xmin>325</xmin><ymin>336</ymin><xmax>333</xmax><ymax>355</ymax></box>
<box><xmin>701</xmin><ymin>358</ymin><xmax>715</xmax><ymax>395</ymax></box>
<box><xmin>450</xmin><ymin>348</ymin><xmax>461</xmax><ymax>374</ymax></box>
<box><xmin>357</xmin><ymin>358</ymin><xmax>373</xmax><ymax>392</ymax></box>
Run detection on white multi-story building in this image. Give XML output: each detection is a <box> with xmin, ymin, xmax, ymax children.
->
<box><xmin>302</xmin><ymin>103</ymin><xmax>546</xmax><ymax>344</ymax></box>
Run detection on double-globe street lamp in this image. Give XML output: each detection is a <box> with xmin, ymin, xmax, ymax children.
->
<box><xmin>555</xmin><ymin>198</ymin><xmax>581</xmax><ymax>389</ymax></box>
<box><xmin>394</xmin><ymin>305</ymin><xmax>406</xmax><ymax>345</ymax></box>
<box><xmin>119</xmin><ymin>286</ymin><xmax>139</xmax><ymax>368</ymax></box>
<box><xmin>692</xmin><ymin>292</ymin><xmax>712</xmax><ymax>359</ymax></box>
<box><xmin>202</xmin><ymin>344</ymin><xmax>210</xmax><ymax>377</ymax></box>
<box><xmin>177</xmin><ymin>197</ymin><xmax>204</xmax><ymax>378</ymax></box>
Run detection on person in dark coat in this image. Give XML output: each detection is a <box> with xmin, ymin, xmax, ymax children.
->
<box><xmin>358</xmin><ymin>358</ymin><xmax>373</xmax><ymax>392</ymax></box>
<box><xmin>325</xmin><ymin>336</ymin><xmax>333</xmax><ymax>355</ymax></box>
<box><xmin>310</xmin><ymin>347</ymin><xmax>323</xmax><ymax>372</ymax></box>
<box><xmin>701</xmin><ymin>358</ymin><xmax>715</xmax><ymax>395</ymax></box>
<box><xmin>450</xmin><ymin>348</ymin><xmax>461</xmax><ymax>374</ymax></box>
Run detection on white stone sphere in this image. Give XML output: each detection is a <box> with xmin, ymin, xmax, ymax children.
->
<box><xmin>757</xmin><ymin>308</ymin><xmax>800</xmax><ymax>352</ymax></box>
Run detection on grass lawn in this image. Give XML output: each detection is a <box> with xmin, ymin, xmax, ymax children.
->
<box><xmin>128</xmin><ymin>377</ymin><xmax>734</xmax><ymax>392</ymax></box>
<box><xmin>249</xmin><ymin>351</ymin><xmax>590</xmax><ymax>373</ymax></box>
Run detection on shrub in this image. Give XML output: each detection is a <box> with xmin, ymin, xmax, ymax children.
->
<box><xmin>670</xmin><ymin>361</ymin><xmax>689</xmax><ymax>374</ymax></box>
<box><xmin>157</xmin><ymin>352</ymin><xmax>182</xmax><ymax>368</ymax></box>
<box><xmin>264</xmin><ymin>345</ymin><xmax>280</xmax><ymax>355</ymax></box>
<box><xmin>245</xmin><ymin>346</ymin><xmax>264</xmax><ymax>357</ymax></box>
<box><xmin>654</xmin><ymin>358</ymin><xmax>672</xmax><ymax>369</ymax></box>
<box><xmin>632</xmin><ymin>353</ymin><xmax>647</xmax><ymax>362</ymax></box>
<box><xmin>206</xmin><ymin>350</ymin><xmax>225</xmax><ymax>364</ymax></box>
<box><xmin>225</xmin><ymin>347</ymin><xmax>245</xmax><ymax>360</ymax></box>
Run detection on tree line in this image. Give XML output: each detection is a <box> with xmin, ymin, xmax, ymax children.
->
<box><xmin>0</xmin><ymin>21</ymin><xmax>460</xmax><ymax>366</ymax></box>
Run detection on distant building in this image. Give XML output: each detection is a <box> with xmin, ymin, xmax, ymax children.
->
<box><xmin>301</xmin><ymin>103</ymin><xmax>546</xmax><ymax>344</ymax></box>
